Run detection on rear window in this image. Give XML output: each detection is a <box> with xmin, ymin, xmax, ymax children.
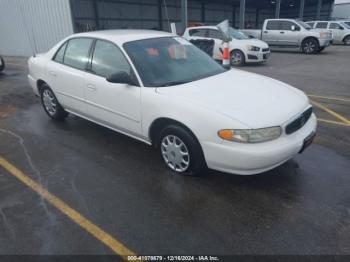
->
<box><xmin>316</xmin><ymin>22</ymin><xmax>328</xmax><ymax>29</ymax></box>
<box><xmin>266</xmin><ymin>21</ymin><xmax>279</xmax><ymax>30</ymax></box>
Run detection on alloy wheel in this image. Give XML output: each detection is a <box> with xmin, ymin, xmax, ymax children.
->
<box><xmin>304</xmin><ymin>41</ymin><xmax>316</xmax><ymax>54</ymax></box>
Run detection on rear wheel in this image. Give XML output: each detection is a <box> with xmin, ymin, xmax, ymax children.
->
<box><xmin>317</xmin><ymin>46</ymin><xmax>326</xmax><ymax>53</ymax></box>
<box><xmin>0</xmin><ymin>56</ymin><xmax>5</xmax><ymax>72</ymax></box>
<box><xmin>230</xmin><ymin>50</ymin><xmax>245</xmax><ymax>66</ymax></box>
<box><xmin>343</xmin><ymin>35</ymin><xmax>350</xmax><ymax>46</ymax></box>
<box><xmin>40</xmin><ymin>83</ymin><xmax>68</xmax><ymax>120</ymax></box>
<box><xmin>302</xmin><ymin>38</ymin><xmax>319</xmax><ymax>54</ymax></box>
<box><xmin>158</xmin><ymin>125</ymin><xmax>206</xmax><ymax>176</ymax></box>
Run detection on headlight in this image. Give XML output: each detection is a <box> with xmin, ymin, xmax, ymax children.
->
<box><xmin>246</xmin><ymin>45</ymin><xmax>260</xmax><ymax>51</ymax></box>
<box><xmin>218</xmin><ymin>127</ymin><xmax>282</xmax><ymax>143</ymax></box>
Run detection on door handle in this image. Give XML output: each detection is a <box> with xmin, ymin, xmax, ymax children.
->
<box><xmin>49</xmin><ymin>71</ymin><xmax>57</xmax><ymax>77</ymax></box>
<box><xmin>87</xmin><ymin>84</ymin><xmax>97</xmax><ymax>91</ymax></box>
<box><xmin>264</xmin><ymin>31</ymin><xmax>268</xmax><ymax>34</ymax></box>
<box><xmin>280</xmin><ymin>31</ymin><xmax>285</xmax><ymax>34</ymax></box>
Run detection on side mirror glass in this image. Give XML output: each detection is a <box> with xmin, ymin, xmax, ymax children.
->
<box><xmin>106</xmin><ymin>71</ymin><xmax>136</xmax><ymax>85</ymax></box>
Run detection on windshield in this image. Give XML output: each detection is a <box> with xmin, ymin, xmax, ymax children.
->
<box><xmin>228</xmin><ymin>27</ymin><xmax>250</xmax><ymax>39</ymax></box>
<box><xmin>123</xmin><ymin>37</ymin><xmax>226</xmax><ymax>87</ymax></box>
<box><xmin>297</xmin><ymin>21</ymin><xmax>312</xmax><ymax>30</ymax></box>
<box><xmin>340</xmin><ymin>22</ymin><xmax>350</xmax><ymax>29</ymax></box>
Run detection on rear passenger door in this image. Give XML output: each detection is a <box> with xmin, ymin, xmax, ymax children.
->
<box><xmin>84</xmin><ymin>39</ymin><xmax>142</xmax><ymax>136</ymax></box>
<box><xmin>263</xmin><ymin>21</ymin><xmax>280</xmax><ymax>46</ymax></box>
<box><xmin>329</xmin><ymin>22</ymin><xmax>344</xmax><ymax>43</ymax></box>
<box><xmin>48</xmin><ymin>38</ymin><xmax>93</xmax><ymax>115</ymax></box>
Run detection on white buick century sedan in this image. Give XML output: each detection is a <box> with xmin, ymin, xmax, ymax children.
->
<box><xmin>28</xmin><ymin>30</ymin><xmax>317</xmax><ymax>176</ymax></box>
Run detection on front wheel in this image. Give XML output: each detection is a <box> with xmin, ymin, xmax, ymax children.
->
<box><xmin>158</xmin><ymin>125</ymin><xmax>206</xmax><ymax>176</ymax></box>
<box><xmin>0</xmin><ymin>56</ymin><xmax>5</xmax><ymax>72</ymax></box>
<box><xmin>302</xmin><ymin>38</ymin><xmax>319</xmax><ymax>54</ymax></box>
<box><xmin>230</xmin><ymin>50</ymin><xmax>245</xmax><ymax>66</ymax></box>
<box><xmin>343</xmin><ymin>36</ymin><xmax>350</xmax><ymax>46</ymax></box>
<box><xmin>40</xmin><ymin>84</ymin><xmax>68</xmax><ymax>121</ymax></box>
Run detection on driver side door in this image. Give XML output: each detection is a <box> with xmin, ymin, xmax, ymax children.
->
<box><xmin>85</xmin><ymin>39</ymin><xmax>142</xmax><ymax>137</ymax></box>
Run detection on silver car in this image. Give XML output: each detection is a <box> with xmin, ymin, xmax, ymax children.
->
<box><xmin>306</xmin><ymin>21</ymin><xmax>350</xmax><ymax>45</ymax></box>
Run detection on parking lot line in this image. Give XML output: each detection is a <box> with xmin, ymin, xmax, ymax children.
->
<box><xmin>311</xmin><ymin>100</ymin><xmax>350</xmax><ymax>126</ymax></box>
<box><xmin>0</xmin><ymin>156</ymin><xmax>137</xmax><ymax>260</ymax></box>
<box><xmin>318</xmin><ymin>118</ymin><xmax>350</xmax><ymax>127</ymax></box>
<box><xmin>308</xmin><ymin>94</ymin><xmax>350</xmax><ymax>103</ymax></box>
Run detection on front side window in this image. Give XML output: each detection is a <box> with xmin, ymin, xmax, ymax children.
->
<box><xmin>189</xmin><ymin>29</ymin><xmax>206</xmax><ymax>37</ymax></box>
<box><xmin>91</xmin><ymin>40</ymin><xmax>131</xmax><ymax>78</ymax></box>
<box><xmin>266</xmin><ymin>21</ymin><xmax>279</xmax><ymax>30</ymax></box>
<box><xmin>207</xmin><ymin>29</ymin><xmax>223</xmax><ymax>40</ymax></box>
<box><xmin>316</xmin><ymin>22</ymin><xmax>328</xmax><ymax>29</ymax></box>
<box><xmin>280</xmin><ymin>21</ymin><xmax>299</xmax><ymax>31</ymax></box>
<box><xmin>329</xmin><ymin>23</ymin><xmax>343</xmax><ymax>29</ymax></box>
<box><xmin>123</xmin><ymin>37</ymin><xmax>225</xmax><ymax>87</ymax></box>
<box><xmin>64</xmin><ymin>38</ymin><xmax>93</xmax><ymax>70</ymax></box>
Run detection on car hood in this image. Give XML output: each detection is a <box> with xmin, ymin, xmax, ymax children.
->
<box><xmin>231</xmin><ymin>38</ymin><xmax>269</xmax><ymax>48</ymax></box>
<box><xmin>156</xmin><ymin>70</ymin><xmax>309</xmax><ymax>128</ymax></box>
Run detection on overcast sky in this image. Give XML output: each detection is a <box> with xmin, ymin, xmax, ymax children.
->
<box><xmin>335</xmin><ymin>0</ymin><xmax>350</xmax><ymax>4</ymax></box>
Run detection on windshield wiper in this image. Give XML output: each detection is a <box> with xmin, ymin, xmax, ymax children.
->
<box><xmin>156</xmin><ymin>80</ymin><xmax>189</xmax><ymax>87</ymax></box>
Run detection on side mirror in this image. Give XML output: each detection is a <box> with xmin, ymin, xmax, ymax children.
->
<box><xmin>106</xmin><ymin>71</ymin><xmax>136</xmax><ymax>85</ymax></box>
<box><xmin>291</xmin><ymin>25</ymin><xmax>296</xmax><ymax>31</ymax></box>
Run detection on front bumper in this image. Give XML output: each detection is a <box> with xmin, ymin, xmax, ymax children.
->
<box><xmin>245</xmin><ymin>50</ymin><xmax>270</xmax><ymax>63</ymax></box>
<box><xmin>201</xmin><ymin>113</ymin><xmax>317</xmax><ymax>175</ymax></box>
<box><xmin>319</xmin><ymin>38</ymin><xmax>332</xmax><ymax>47</ymax></box>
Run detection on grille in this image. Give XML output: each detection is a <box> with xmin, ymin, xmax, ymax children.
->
<box><xmin>262</xmin><ymin>48</ymin><xmax>270</xmax><ymax>52</ymax></box>
<box><xmin>285</xmin><ymin>107</ymin><xmax>313</xmax><ymax>135</ymax></box>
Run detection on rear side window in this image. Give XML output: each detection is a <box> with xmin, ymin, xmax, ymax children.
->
<box><xmin>189</xmin><ymin>29</ymin><xmax>206</xmax><ymax>37</ymax></box>
<box><xmin>64</xmin><ymin>38</ymin><xmax>93</xmax><ymax>70</ymax></box>
<box><xmin>316</xmin><ymin>22</ymin><xmax>328</xmax><ymax>29</ymax></box>
<box><xmin>207</xmin><ymin>29</ymin><xmax>223</xmax><ymax>40</ymax></box>
<box><xmin>329</xmin><ymin>23</ymin><xmax>343</xmax><ymax>29</ymax></box>
<box><xmin>53</xmin><ymin>42</ymin><xmax>67</xmax><ymax>63</ymax></box>
<box><xmin>266</xmin><ymin>21</ymin><xmax>279</xmax><ymax>30</ymax></box>
<box><xmin>91</xmin><ymin>40</ymin><xmax>131</xmax><ymax>78</ymax></box>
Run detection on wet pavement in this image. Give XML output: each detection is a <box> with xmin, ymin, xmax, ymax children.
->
<box><xmin>0</xmin><ymin>46</ymin><xmax>349</xmax><ymax>256</ymax></box>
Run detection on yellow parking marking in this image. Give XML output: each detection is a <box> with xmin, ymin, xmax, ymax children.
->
<box><xmin>308</xmin><ymin>94</ymin><xmax>350</xmax><ymax>103</ymax></box>
<box><xmin>0</xmin><ymin>156</ymin><xmax>137</xmax><ymax>260</ymax></box>
<box><xmin>318</xmin><ymin>118</ymin><xmax>350</xmax><ymax>127</ymax></box>
<box><xmin>311</xmin><ymin>100</ymin><xmax>350</xmax><ymax>125</ymax></box>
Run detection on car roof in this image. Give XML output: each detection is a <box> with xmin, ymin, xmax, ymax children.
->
<box><xmin>71</xmin><ymin>29</ymin><xmax>175</xmax><ymax>44</ymax></box>
<box><xmin>187</xmin><ymin>26</ymin><xmax>218</xmax><ymax>30</ymax></box>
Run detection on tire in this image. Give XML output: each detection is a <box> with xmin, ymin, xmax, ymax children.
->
<box><xmin>230</xmin><ymin>50</ymin><xmax>245</xmax><ymax>66</ymax></box>
<box><xmin>317</xmin><ymin>46</ymin><xmax>326</xmax><ymax>53</ymax></box>
<box><xmin>40</xmin><ymin>83</ymin><xmax>68</xmax><ymax>121</ymax></box>
<box><xmin>158</xmin><ymin>125</ymin><xmax>206</xmax><ymax>176</ymax></box>
<box><xmin>343</xmin><ymin>35</ymin><xmax>350</xmax><ymax>46</ymax></box>
<box><xmin>0</xmin><ymin>56</ymin><xmax>5</xmax><ymax>72</ymax></box>
<box><xmin>302</xmin><ymin>38</ymin><xmax>319</xmax><ymax>54</ymax></box>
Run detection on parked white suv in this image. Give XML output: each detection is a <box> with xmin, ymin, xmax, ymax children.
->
<box><xmin>183</xmin><ymin>26</ymin><xmax>270</xmax><ymax>66</ymax></box>
<box><xmin>306</xmin><ymin>21</ymin><xmax>350</xmax><ymax>45</ymax></box>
